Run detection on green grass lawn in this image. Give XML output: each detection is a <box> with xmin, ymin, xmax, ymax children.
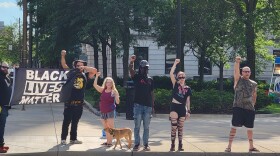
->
<box><xmin>257</xmin><ymin>103</ymin><xmax>280</xmax><ymax>114</ymax></box>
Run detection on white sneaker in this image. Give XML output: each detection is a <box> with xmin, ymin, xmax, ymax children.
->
<box><xmin>61</xmin><ymin>140</ymin><xmax>67</xmax><ymax>145</ymax></box>
<box><xmin>70</xmin><ymin>140</ymin><xmax>83</xmax><ymax>144</ymax></box>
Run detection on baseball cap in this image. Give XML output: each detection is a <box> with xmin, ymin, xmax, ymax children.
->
<box><xmin>140</xmin><ymin>60</ymin><xmax>149</xmax><ymax>67</ymax></box>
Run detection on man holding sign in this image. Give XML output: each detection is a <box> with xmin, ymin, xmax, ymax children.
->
<box><xmin>60</xmin><ymin>50</ymin><xmax>97</xmax><ymax>145</ymax></box>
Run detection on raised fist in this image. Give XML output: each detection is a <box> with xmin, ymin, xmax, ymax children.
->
<box><xmin>174</xmin><ymin>59</ymin><xmax>180</xmax><ymax>64</ymax></box>
<box><xmin>61</xmin><ymin>50</ymin><xmax>66</xmax><ymax>57</ymax></box>
<box><xmin>96</xmin><ymin>72</ymin><xmax>101</xmax><ymax>77</ymax></box>
<box><xmin>235</xmin><ymin>56</ymin><xmax>241</xmax><ymax>63</ymax></box>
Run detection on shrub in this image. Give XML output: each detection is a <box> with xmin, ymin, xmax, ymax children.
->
<box><xmin>154</xmin><ymin>88</ymin><xmax>172</xmax><ymax>113</ymax></box>
<box><xmin>153</xmin><ymin>76</ymin><xmax>173</xmax><ymax>90</ymax></box>
<box><xmin>85</xmin><ymin>79</ymin><xmax>273</xmax><ymax>113</ymax></box>
<box><xmin>191</xmin><ymin>89</ymin><xmax>234</xmax><ymax>113</ymax></box>
<box><xmin>255</xmin><ymin>89</ymin><xmax>273</xmax><ymax>109</ymax></box>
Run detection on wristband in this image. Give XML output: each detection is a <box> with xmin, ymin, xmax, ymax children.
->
<box><xmin>187</xmin><ymin>110</ymin><xmax>191</xmax><ymax>114</ymax></box>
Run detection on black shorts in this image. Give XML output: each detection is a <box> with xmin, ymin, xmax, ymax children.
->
<box><xmin>232</xmin><ymin>107</ymin><xmax>255</xmax><ymax>128</ymax></box>
<box><xmin>170</xmin><ymin>103</ymin><xmax>186</xmax><ymax>118</ymax></box>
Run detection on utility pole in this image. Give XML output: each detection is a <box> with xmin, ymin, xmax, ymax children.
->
<box><xmin>19</xmin><ymin>18</ymin><xmax>21</xmax><ymax>64</ymax></box>
<box><xmin>29</xmin><ymin>6</ymin><xmax>33</xmax><ymax>68</ymax></box>
<box><xmin>176</xmin><ymin>0</ymin><xmax>182</xmax><ymax>71</ymax></box>
<box><xmin>22</xmin><ymin>0</ymin><xmax>27</xmax><ymax>111</ymax></box>
<box><xmin>22</xmin><ymin>0</ymin><xmax>27</xmax><ymax>68</ymax></box>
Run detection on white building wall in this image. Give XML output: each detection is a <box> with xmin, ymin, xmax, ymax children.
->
<box><xmin>81</xmin><ymin>37</ymin><xmax>276</xmax><ymax>82</ymax></box>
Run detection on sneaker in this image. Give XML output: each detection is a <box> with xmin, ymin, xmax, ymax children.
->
<box><xmin>133</xmin><ymin>144</ymin><xmax>140</xmax><ymax>151</ymax></box>
<box><xmin>143</xmin><ymin>145</ymin><xmax>151</xmax><ymax>151</ymax></box>
<box><xmin>61</xmin><ymin>140</ymin><xmax>67</xmax><ymax>145</ymax></box>
<box><xmin>0</xmin><ymin>147</ymin><xmax>7</xmax><ymax>153</ymax></box>
<box><xmin>70</xmin><ymin>140</ymin><xmax>83</xmax><ymax>144</ymax></box>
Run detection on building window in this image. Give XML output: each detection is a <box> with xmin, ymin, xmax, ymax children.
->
<box><xmin>198</xmin><ymin>58</ymin><xmax>212</xmax><ymax>75</ymax></box>
<box><xmin>134</xmin><ymin>47</ymin><xmax>149</xmax><ymax>70</ymax></box>
<box><xmin>165</xmin><ymin>47</ymin><xmax>176</xmax><ymax>74</ymax></box>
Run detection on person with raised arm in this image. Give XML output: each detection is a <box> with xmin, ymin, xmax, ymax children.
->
<box><xmin>169</xmin><ymin>59</ymin><xmax>191</xmax><ymax>151</ymax></box>
<box><xmin>93</xmin><ymin>72</ymin><xmax>120</xmax><ymax>147</ymax></box>
<box><xmin>129</xmin><ymin>55</ymin><xmax>154</xmax><ymax>151</ymax></box>
<box><xmin>60</xmin><ymin>50</ymin><xmax>97</xmax><ymax>145</ymax></box>
<box><xmin>225</xmin><ymin>56</ymin><xmax>259</xmax><ymax>153</ymax></box>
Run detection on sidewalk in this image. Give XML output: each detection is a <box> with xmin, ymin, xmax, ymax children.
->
<box><xmin>3</xmin><ymin>103</ymin><xmax>280</xmax><ymax>156</ymax></box>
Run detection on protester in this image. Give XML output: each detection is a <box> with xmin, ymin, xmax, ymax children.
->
<box><xmin>60</xmin><ymin>50</ymin><xmax>97</xmax><ymax>145</ymax></box>
<box><xmin>93</xmin><ymin>72</ymin><xmax>120</xmax><ymax>147</ymax></box>
<box><xmin>225</xmin><ymin>56</ymin><xmax>259</xmax><ymax>152</ymax></box>
<box><xmin>169</xmin><ymin>59</ymin><xmax>191</xmax><ymax>151</ymax></box>
<box><xmin>129</xmin><ymin>55</ymin><xmax>154</xmax><ymax>151</ymax></box>
<box><xmin>0</xmin><ymin>62</ymin><xmax>12</xmax><ymax>153</ymax></box>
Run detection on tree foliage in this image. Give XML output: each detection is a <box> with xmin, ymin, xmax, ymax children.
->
<box><xmin>0</xmin><ymin>24</ymin><xmax>21</xmax><ymax>64</ymax></box>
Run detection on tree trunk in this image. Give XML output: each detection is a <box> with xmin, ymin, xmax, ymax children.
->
<box><xmin>122</xmin><ymin>25</ymin><xmax>130</xmax><ymax>86</ymax></box>
<box><xmin>180</xmin><ymin>41</ymin><xmax>185</xmax><ymax>72</ymax></box>
<box><xmin>245</xmin><ymin>19</ymin><xmax>256</xmax><ymax>80</ymax></box>
<box><xmin>198</xmin><ymin>47</ymin><xmax>206</xmax><ymax>84</ymax></box>
<box><xmin>93</xmin><ymin>36</ymin><xmax>99</xmax><ymax>70</ymax></box>
<box><xmin>101</xmin><ymin>38</ymin><xmax>107</xmax><ymax>78</ymax></box>
<box><xmin>111</xmin><ymin>37</ymin><xmax>117</xmax><ymax>81</ymax></box>
<box><xmin>218</xmin><ymin>61</ymin><xmax>224</xmax><ymax>91</ymax></box>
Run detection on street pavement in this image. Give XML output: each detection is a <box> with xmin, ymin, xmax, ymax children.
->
<box><xmin>2</xmin><ymin>103</ymin><xmax>280</xmax><ymax>156</ymax></box>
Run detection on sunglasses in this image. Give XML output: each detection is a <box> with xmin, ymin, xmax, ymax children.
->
<box><xmin>242</xmin><ymin>71</ymin><xmax>251</xmax><ymax>73</ymax></box>
<box><xmin>178</xmin><ymin>77</ymin><xmax>185</xmax><ymax>79</ymax></box>
<box><xmin>1</xmin><ymin>66</ymin><xmax>9</xmax><ymax>69</ymax></box>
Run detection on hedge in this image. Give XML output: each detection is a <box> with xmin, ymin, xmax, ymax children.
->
<box><xmin>84</xmin><ymin>77</ymin><xmax>272</xmax><ymax>114</ymax></box>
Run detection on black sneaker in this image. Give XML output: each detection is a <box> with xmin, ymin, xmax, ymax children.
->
<box><xmin>133</xmin><ymin>144</ymin><xmax>140</xmax><ymax>151</ymax></box>
<box><xmin>143</xmin><ymin>145</ymin><xmax>151</xmax><ymax>151</ymax></box>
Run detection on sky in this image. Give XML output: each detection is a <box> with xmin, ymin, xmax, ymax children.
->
<box><xmin>0</xmin><ymin>0</ymin><xmax>22</xmax><ymax>26</ymax></box>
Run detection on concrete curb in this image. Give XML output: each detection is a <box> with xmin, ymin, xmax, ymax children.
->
<box><xmin>84</xmin><ymin>100</ymin><xmax>100</xmax><ymax>116</ymax></box>
<box><xmin>5</xmin><ymin>151</ymin><xmax>279</xmax><ymax>156</ymax></box>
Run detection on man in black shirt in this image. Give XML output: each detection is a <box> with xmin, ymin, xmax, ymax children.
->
<box><xmin>60</xmin><ymin>50</ymin><xmax>97</xmax><ymax>145</ymax></box>
<box><xmin>0</xmin><ymin>62</ymin><xmax>12</xmax><ymax>153</ymax></box>
<box><xmin>129</xmin><ymin>55</ymin><xmax>154</xmax><ymax>151</ymax></box>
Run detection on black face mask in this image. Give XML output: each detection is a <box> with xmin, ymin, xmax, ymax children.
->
<box><xmin>139</xmin><ymin>67</ymin><xmax>148</xmax><ymax>75</ymax></box>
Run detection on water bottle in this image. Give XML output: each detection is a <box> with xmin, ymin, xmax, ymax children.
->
<box><xmin>102</xmin><ymin>129</ymin><xmax>106</xmax><ymax>138</ymax></box>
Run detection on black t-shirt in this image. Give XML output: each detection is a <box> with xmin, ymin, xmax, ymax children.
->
<box><xmin>132</xmin><ymin>74</ymin><xmax>154</xmax><ymax>107</ymax></box>
<box><xmin>172</xmin><ymin>82</ymin><xmax>192</xmax><ymax>105</ymax></box>
<box><xmin>0</xmin><ymin>74</ymin><xmax>12</xmax><ymax>106</ymax></box>
<box><xmin>67</xmin><ymin>69</ymin><xmax>88</xmax><ymax>102</ymax></box>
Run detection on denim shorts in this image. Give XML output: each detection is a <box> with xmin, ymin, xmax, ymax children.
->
<box><xmin>100</xmin><ymin>110</ymin><xmax>115</xmax><ymax>120</ymax></box>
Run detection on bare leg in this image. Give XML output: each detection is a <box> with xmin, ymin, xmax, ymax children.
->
<box><xmin>225</xmin><ymin>128</ymin><xmax>237</xmax><ymax>152</ymax></box>
<box><xmin>170</xmin><ymin>112</ymin><xmax>178</xmax><ymax>151</ymax></box>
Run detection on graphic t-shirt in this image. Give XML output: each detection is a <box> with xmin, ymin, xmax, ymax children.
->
<box><xmin>172</xmin><ymin>82</ymin><xmax>192</xmax><ymax>105</ymax></box>
<box><xmin>68</xmin><ymin>70</ymin><xmax>87</xmax><ymax>102</ymax></box>
<box><xmin>132</xmin><ymin>74</ymin><xmax>154</xmax><ymax>107</ymax></box>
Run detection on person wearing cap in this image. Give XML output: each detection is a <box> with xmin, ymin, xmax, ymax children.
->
<box><xmin>0</xmin><ymin>62</ymin><xmax>12</xmax><ymax>153</ymax></box>
<box><xmin>60</xmin><ymin>50</ymin><xmax>97</xmax><ymax>145</ymax></box>
<box><xmin>129</xmin><ymin>55</ymin><xmax>154</xmax><ymax>151</ymax></box>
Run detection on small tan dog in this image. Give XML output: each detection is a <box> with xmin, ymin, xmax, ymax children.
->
<box><xmin>104</xmin><ymin>127</ymin><xmax>132</xmax><ymax>149</ymax></box>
